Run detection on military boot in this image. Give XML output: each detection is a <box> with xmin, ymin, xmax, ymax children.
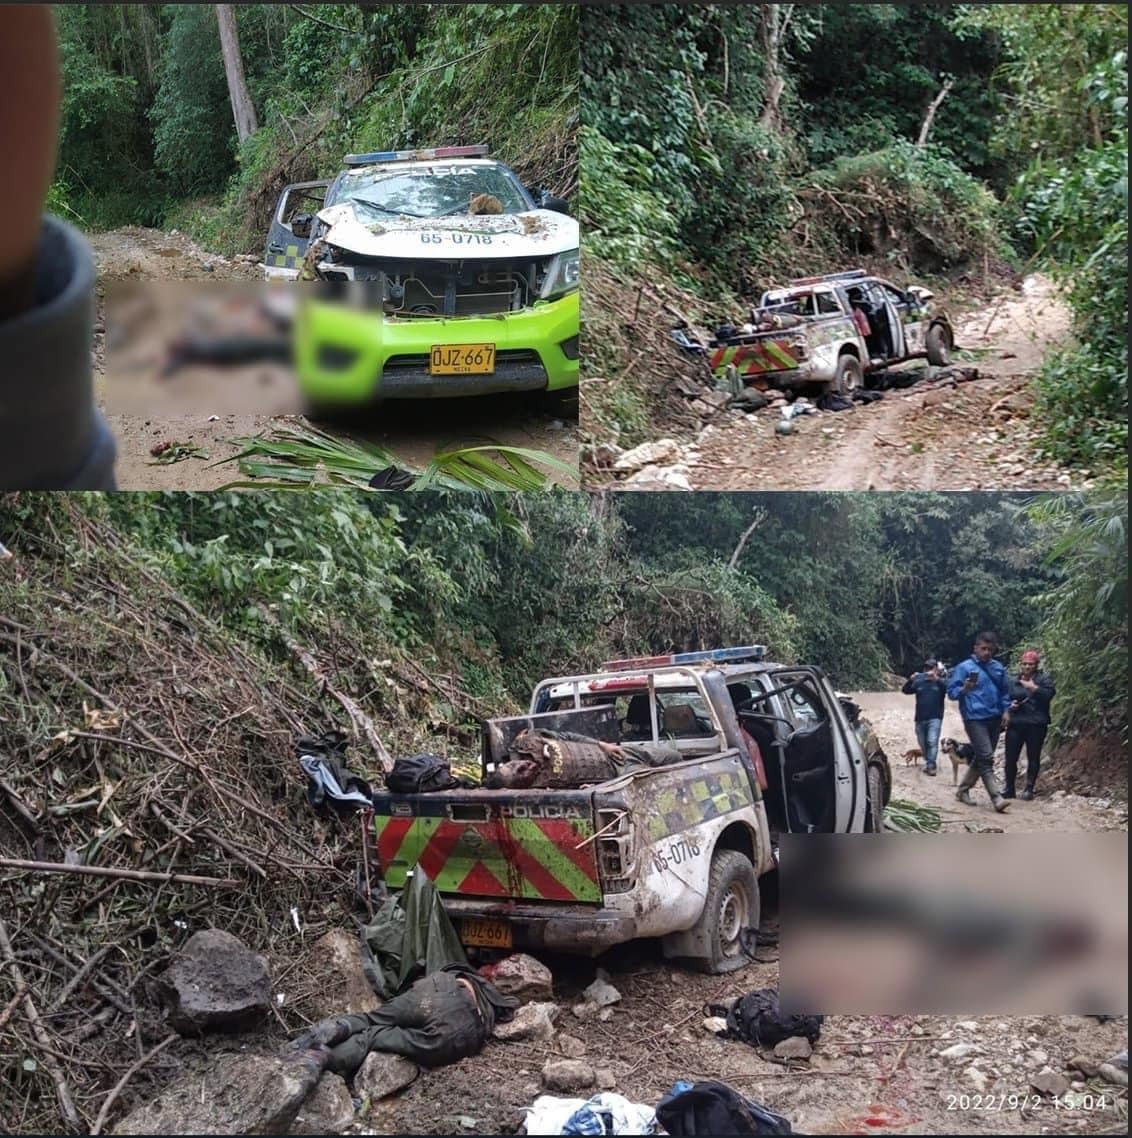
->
<box><xmin>955</xmin><ymin>760</ymin><xmax>980</xmax><ymax>806</ymax></box>
<box><xmin>981</xmin><ymin>769</ymin><xmax>1011</xmax><ymax>813</ymax></box>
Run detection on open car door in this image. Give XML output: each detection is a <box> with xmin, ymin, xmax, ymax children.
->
<box><xmin>263</xmin><ymin>180</ymin><xmax>332</xmax><ymax>279</ymax></box>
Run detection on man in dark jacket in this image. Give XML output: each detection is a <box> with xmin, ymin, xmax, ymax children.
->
<box><xmin>947</xmin><ymin>632</ymin><xmax>1012</xmax><ymax>813</ymax></box>
<box><xmin>1002</xmin><ymin>649</ymin><xmax>1056</xmax><ymax>800</ymax></box>
<box><xmin>902</xmin><ymin>660</ymin><xmax>947</xmax><ymax>775</ymax></box>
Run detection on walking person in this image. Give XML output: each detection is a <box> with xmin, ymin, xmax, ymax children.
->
<box><xmin>947</xmin><ymin>631</ymin><xmax>1012</xmax><ymax>812</ymax></box>
<box><xmin>901</xmin><ymin>659</ymin><xmax>947</xmax><ymax>775</ymax></box>
<box><xmin>1002</xmin><ymin>650</ymin><xmax>1056</xmax><ymax>800</ymax></box>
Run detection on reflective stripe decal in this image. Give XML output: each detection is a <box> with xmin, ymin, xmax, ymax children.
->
<box><xmin>373</xmin><ymin>812</ymin><xmax>602</xmax><ymax>901</ymax></box>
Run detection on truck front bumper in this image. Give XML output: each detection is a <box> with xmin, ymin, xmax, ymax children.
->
<box><xmin>294</xmin><ymin>291</ymin><xmax>579</xmax><ymax>404</ymax></box>
<box><xmin>439</xmin><ymin>897</ymin><xmax>638</xmax><ymax>956</ymax></box>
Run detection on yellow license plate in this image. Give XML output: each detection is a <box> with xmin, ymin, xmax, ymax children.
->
<box><xmin>460</xmin><ymin>918</ymin><xmax>512</xmax><ymax>948</ymax></box>
<box><xmin>430</xmin><ymin>343</ymin><xmax>496</xmax><ymax>375</ymax></box>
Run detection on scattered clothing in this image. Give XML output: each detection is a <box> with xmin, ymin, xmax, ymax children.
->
<box><xmin>816</xmin><ymin>392</ymin><xmax>854</xmax><ymax>412</ymax></box>
<box><xmin>359</xmin><ymin>866</ymin><xmax>469</xmax><ymax>999</ymax></box>
<box><xmin>297</xmin><ymin>730</ymin><xmax>374</xmax><ymax>817</ymax></box>
<box><xmin>385</xmin><ymin>754</ymin><xmax>476</xmax><ymax>794</ymax></box>
<box><xmin>851</xmin><ymin>388</ymin><xmax>884</xmax><ymax>403</ymax></box>
<box><xmin>708</xmin><ymin>988</ymin><xmax>823</xmax><ymax>1049</ymax></box>
<box><xmin>655</xmin><ymin>1080</ymin><xmax>793</xmax><ymax>1136</ymax></box>
<box><xmin>369</xmin><ymin>465</ymin><xmax>416</xmax><ymax>490</ymax></box>
<box><xmin>524</xmin><ymin>1093</ymin><xmax>657</xmax><ymax>1136</ymax></box>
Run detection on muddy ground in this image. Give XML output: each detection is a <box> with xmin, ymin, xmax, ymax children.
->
<box><xmin>356</xmin><ymin>690</ymin><xmax>1128</xmax><ymax>1137</ymax></box>
<box><xmin>89</xmin><ymin>227</ymin><xmax>579</xmax><ymax>490</ymax></box>
<box><xmin>593</xmin><ymin>275</ymin><xmax>1096</xmax><ymax>493</ymax></box>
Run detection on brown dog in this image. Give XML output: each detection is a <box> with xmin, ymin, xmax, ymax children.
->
<box><xmin>902</xmin><ymin>747</ymin><xmax>923</xmax><ymax>767</ymax></box>
<box><xmin>939</xmin><ymin>737</ymin><xmax>975</xmax><ymax>785</ymax></box>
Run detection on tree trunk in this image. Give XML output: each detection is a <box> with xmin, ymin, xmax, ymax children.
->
<box><xmin>216</xmin><ymin>4</ymin><xmax>258</xmax><ymax>144</ymax></box>
<box><xmin>757</xmin><ymin>4</ymin><xmax>793</xmax><ymax>134</ymax></box>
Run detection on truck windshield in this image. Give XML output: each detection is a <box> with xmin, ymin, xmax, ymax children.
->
<box><xmin>335</xmin><ymin>164</ymin><xmax>530</xmax><ymax>219</ymax></box>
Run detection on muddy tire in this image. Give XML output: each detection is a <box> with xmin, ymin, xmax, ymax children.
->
<box><xmin>926</xmin><ymin>323</ymin><xmax>953</xmax><ymax>367</ymax></box>
<box><xmin>864</xmin><ymin>762</ymin><xmax>886</xmax><ymax>833</ymax></box>
<box><xmin>691</xmin><ymin>849</ymin><xmax>759</xmax><ymax>974</ymax></box>
<box><xmin>830</xmin><ymin>353</ymin><xmax>863</xmax><ymax>396</ymax></box>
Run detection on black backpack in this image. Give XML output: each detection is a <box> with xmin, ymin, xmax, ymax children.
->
<box><xmin>709</xmin><ymin>987</ymin><xmax>824</xmax><ymax>1049</ymax></box>
<box><xmin>656</xmin><ymin>1080</ymin><xmax>794</xmax><ymax>1136</ymax></box>
<box><xmin>385</xmin><ymin>754</ymin><xmax>474</xmax><ymax>794</ymax></box>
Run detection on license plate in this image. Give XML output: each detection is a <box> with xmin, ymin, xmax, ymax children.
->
<box><xmin>460</xmin><ymin>918</ymin><xmax>512</xmax><ymax>948</ymax></box>
<box><xmin>430</xmin><ymin>343</ymin><xmax>496</xmax><ymax>375</ymax></box>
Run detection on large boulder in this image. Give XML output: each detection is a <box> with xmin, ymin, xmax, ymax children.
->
<box><xmin>304</xmin><ymin>930</ymin><xmax>382</xmax><ymax>1022</ymax></box>
<box><xmin>113</xmin><ymin>1051</ymin><xmax>323</xmax><ymax>1135</ymax></box>
<box><xmin>156</xmin><ymin>929</ymin><xmax>271</xmax><ymax>1035</ymax></box>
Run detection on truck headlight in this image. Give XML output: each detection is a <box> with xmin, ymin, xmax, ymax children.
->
<box><xmin>540</xmin><ymin>248</ymin><xmax>579</xmax><ymax>300</ymax></box>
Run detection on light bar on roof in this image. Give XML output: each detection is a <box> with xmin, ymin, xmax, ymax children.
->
<box><xmin>342</xmin><ymin>145</ymin><xmax>489</xmax><ymax>167</ymax></box>
<box><xmin>786</xmin><ymin>269</ymin><xmax>867</xmax><ymax>286</ymax></box>
<box><xmin>601</xmin><ymin>645</ymin><xmax>768</xmax><ymax>671</ymax></box>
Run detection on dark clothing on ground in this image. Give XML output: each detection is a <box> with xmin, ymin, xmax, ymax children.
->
<box><xmin>292</xmin><ymin>963</ymin><xmax>517</xmax><ymax>1078</ymax></box>
<box><xmin>1004</xmin><ymin>723</ymin><xmax>1048</xmax><ymax>794</ymax></box>
<box><xmin>1007</xmin><ymin>670</ymin><xmax>1056</xmax><ymax>726</ymax></box>
<box><xmin>901</xmin><ymin>674</ymin><xmax>947</xmax><ymax>723</ymax></box>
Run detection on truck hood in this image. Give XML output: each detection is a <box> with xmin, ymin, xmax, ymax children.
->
<box><xmin>316</xmin><ymin>202</ymin><xmax>578</xmax><ymax>260</ymax></box>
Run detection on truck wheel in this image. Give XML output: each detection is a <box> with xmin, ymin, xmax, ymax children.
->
<box><xmin>830</xmin><ymin>354</ymin><xmax>863</xmax><ymax>396</ymax></box>
<box><xmin>926</xmin><ymin>323</ymin><xmax>953</xmax><ymax>367</ymax></box>
<box><xmin>692</xmin><ymin>849</ymin><xmax>760</xmax><ymax>974</ymax></box>
<box><xmin>864</xmin><ymin>762</ymin><xmax>886</xmax><ymax>833</ymax></box>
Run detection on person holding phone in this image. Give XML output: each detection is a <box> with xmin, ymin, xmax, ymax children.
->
<box><xmin>0</xmin><ymin>6</ymin><xmax>116</xmax><ymax>489</ymax></box>
<box><xmin>1002</xmin><ymin>649</ymin><xmax>1056</xmax><ymax>800</ymax></box>
<box><xmin>947</xmin><ymin>631</ymin><xmax>1012</xmax><ymax>812</ymax></box>
<box><xmin>901</xmin><ymin>659</ymin><xmax>947</xmax><ymax>775</ymax></box>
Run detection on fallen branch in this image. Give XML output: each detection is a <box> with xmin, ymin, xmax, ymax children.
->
<box><xmin>89</xmin><ymin>1033</ymin><xmax>178</xmax><ymax>1136</ymax></box>
<box><xmin>48</xmin><ymin>945</ymin><xmax>113</xmax><ymax>1012</ymax></box>
<box><xmin>0</xmin><ymin>857</ymin><xmax>239</xmax><ymax>888</ymax></box>
<box><xmin>0</xmin><ymin>981</ymin><xmax>28</xmax><ymax>1030</ymax></box>
<box><xmin>256</xmin><ymin>604</ymin><xmax>393</xmax><ymax>771</ymax></box>
<box><xmin>0</xmin><ymin>917</ymin><xmax>83</xmax><ymax>1133</ymax></box>
<box><xmin>917</xmin><ymin>78</ymin><xmax>954</xmax><ymax>147</ymax></box>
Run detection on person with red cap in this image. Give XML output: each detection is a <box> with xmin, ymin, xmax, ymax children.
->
<box><xmin>1002</xmin><ymin>649</ymin><xmax>1057</xmax><ymax>800</ymax></box>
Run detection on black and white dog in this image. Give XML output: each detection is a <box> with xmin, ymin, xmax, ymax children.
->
<box><xmin>939</xmin><ymin>737</ymin><xmax>975</xmax><ymax>785</ymax></box>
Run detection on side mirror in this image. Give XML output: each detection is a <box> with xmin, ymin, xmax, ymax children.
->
<box><xmin>539</xmin><ymin>191</ymin><xmax>570</xmax><ymax>215</ymax></box>
<box><xmin>291</xmin><ymin>214</ymin><xmax>313</xmax><ymax>239</ymax></box>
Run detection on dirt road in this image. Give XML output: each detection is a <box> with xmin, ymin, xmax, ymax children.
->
<box><xmin>90</xmin><ymin>227</ymin><xmax>579</xmax><ymax>490</ymax></box>
<box><xmin>365</xmin><ymin>689</ymin><xmax>1127</xmax><ymax>1137</ymax></box>
<box><xmin>683</xmin><ymin>276</ymin><xmax>1093</xmax><ymax>492</ymax></box>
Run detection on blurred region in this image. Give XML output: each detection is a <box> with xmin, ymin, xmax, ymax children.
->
<box><xmin>780</xmin><ymin>833</ymin><xmax>1127</xmax><ymax>1015</ymax></box>
<box><xmin>104</xmin><ymin>281</ymin><xmax>303</xmax><ymax>416</ymax></box>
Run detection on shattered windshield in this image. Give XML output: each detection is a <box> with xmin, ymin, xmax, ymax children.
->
<box><xmin>335</xmin><ymin>164</ymin><xmax>530</xmax><ymax>220</ymax></box>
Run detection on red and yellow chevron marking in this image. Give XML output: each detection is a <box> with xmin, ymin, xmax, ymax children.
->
<box><xmin>710</xmin><ymin>338</ymin><xmax>799</xmax><ymax>377</ymax></box>
<box><xmin>374</xmin><ymin>814</ymin><xmax>603</xmax><ymax>902</ymax></box>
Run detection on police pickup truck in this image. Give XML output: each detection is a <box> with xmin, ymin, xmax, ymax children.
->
<box><xmin>368</xmin><ymin>646</ymin><xmax>891</xmax><ymax>973</ymax></box>
<box><xmin>709</xmin><ymin>269</ymin><xmax>955</xmax><ymax>396</ymax></box>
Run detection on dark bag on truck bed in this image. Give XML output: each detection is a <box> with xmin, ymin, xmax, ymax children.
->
<box><xmin>385</xmin><ymin>754</ymin><xmax>475</xmax><ymax>794</ymax></box>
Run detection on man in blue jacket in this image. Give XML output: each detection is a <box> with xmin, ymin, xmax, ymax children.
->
<box><xmin>948</xmin><ymin>631</ymin><xmax>1011</xmax><ymax>813</ymax></box>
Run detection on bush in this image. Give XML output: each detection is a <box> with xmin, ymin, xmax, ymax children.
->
<box><xmin>808</xmin><ymin>139</ymin><xmax>1002</xmax><ymax>272</ymax></box>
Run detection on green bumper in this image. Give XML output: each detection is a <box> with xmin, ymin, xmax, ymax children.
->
<box><xmin>294</xmin><ymin>291</ymin><xmax>579</xmax><ymax>404</ymax></box>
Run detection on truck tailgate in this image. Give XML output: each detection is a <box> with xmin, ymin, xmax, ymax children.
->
<box><xmin>710</xmin><ymin>335</ymin><xmax>801</xmax><ymax>377</ymax></box>
<box><xmin>372</xmin><ymin>789</ymin><xmax>602</xmax><ymax>903</ymax></box>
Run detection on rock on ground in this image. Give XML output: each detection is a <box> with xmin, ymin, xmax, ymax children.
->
<box><xmin>582</xmin><ymin>978</ymin><xmax>621</xmax><ymax>1008</ymax></box>
<box><xmin>112</xmin><ymin>1051</ymin><xmax>323</xmax><ymax>1135</ymax></box>
<box><xmin>493</xmin><ymin>1001</ymin><xmax>558</xmax><ymax>1042</ymax></box>
<box><xmin>557</xmin><ymin>1033</ymin><xmax>587</xmax><ymax>1058</ymax></box>
<box><xmin>1030</xmin><ymin>1068</ymin><xmax>1072</xmax><ymax>1097</ymax></box>
<box><xmin>479</xmin><ymin>953</ymin><xmax>554</xmax><ymax>1004</ymax></box>
<box><xmin>289</xmin><ymin>1073</ymin><xmax>355</xmax><ymax>1135</ymax></box>
<box><xmin>304</xmin><ymin>930</ymin><xmax>382</xmax><ymax>1021</ymax></box>
<box><xmin>542</xmin><ymin>1059</ymin><xmax>596</xmax><ymax>1093</ymax></box>
<box><xmin>156</xmin><ymin>928</ymin><xmax>271</xmax><ymax>1035</ymax></box>
<box><xmin>355</xmin><ymin>1052</ymin><xmax>419</xmax><ymax>1101</ymax></box>
<box><xmin>773</xmin><ymin>1036</ymin><xmax>813</xmax><ymax>1061</ymax></box>
<box><xmin>612</xmin><ymin>439</ymin><xmax>681</xmax><ymax>474</ymax></box>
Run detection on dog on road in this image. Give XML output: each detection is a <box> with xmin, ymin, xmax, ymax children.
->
<box><xmin>940</xmin><ymin>737</ymin><xmax>975</xmax><ymax>785</ymax></box>
<box><xmin>902</xmin><ymin>747</ymin><xmax>923</xmax><ymax>766</ymax></box>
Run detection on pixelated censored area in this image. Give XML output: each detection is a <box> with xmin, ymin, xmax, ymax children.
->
<box><xmin>779</xmin><ymin>833</ymin><xmax>1127</xmax><ymax>1015</ymax></box>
